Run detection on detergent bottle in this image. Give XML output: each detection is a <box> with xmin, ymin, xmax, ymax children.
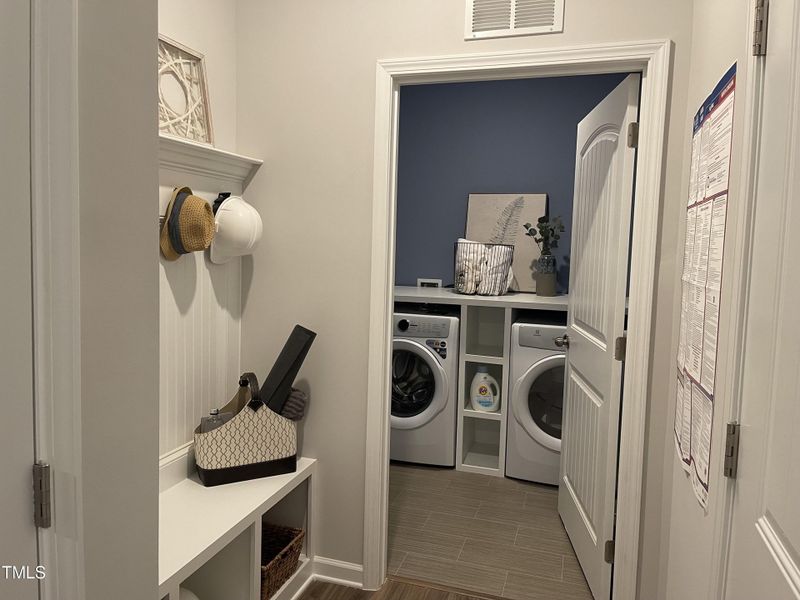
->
<box><xmin>470</xmin><ymin>366</ymin><xmax>500</xmax><ymax>412</ymax></box>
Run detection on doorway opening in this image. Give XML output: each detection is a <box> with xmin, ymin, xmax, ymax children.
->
<box><xmin>387</xmin><ymin>71</ymin><xmax>637</xmax><ymax>600</ymax></box>
<box><xmin>364</xmin><ymin>42</ymin><xmax>671</xmax><ymax>600</ymax></box>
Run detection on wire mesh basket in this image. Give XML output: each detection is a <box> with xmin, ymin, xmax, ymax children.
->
<box><xmin>454</xmin><ymin>240</ymin><xmax>514</xmax><ymax>296</ymax></box>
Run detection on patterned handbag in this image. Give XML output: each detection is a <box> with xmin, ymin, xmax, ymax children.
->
<box><xmin>194</xmin><ymin>372</ymin><xmax>297</xmax><ymax>487</ymax></box>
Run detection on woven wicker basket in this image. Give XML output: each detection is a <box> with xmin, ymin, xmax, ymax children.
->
<box><xmin>260</xmin><ymin>523</ymin><xmax>305</xmax><ymax>600</ymax></box>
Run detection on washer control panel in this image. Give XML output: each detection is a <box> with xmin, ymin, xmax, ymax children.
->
<box><xmin>393</xmin><ymin>314</ymin><xmax>451</xmax><ymax>339</ymax></box>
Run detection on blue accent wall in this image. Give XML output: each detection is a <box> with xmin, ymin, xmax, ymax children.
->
<box><xmin>394</xmin><ymin>73</ymin><xmax>628</xmax><ymax>292</ymax></box>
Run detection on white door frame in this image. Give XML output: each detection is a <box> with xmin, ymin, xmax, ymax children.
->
<box><xmin>30</xmin><ymin>0</ymin><xmax>84</xmax><ymax>597</ymax></box>
<box><xmin>363</xmin><ymin>40</ymin><xmax>672</xmax><ymax>598</ymax></box>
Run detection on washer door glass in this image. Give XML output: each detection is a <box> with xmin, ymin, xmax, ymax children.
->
<box><xmin>392</xmin><ymin>349</ymin><xmax>436</xmax><ymax>417</ymax></box>
<box><xmin>390</xmin><ymin>339</ymin><xmax>448</xmax><ymax>430</ymax></box>
<box><xmin>527</xmin><ymin>362</ymin><xmax>564</xmax><ymax>440</ymax></box>
<box><xmin>512</xmin><ymin>354</ymin><xmax>564</xmax><ymax>452</ymax></box>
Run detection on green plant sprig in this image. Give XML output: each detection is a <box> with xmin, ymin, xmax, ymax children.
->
<box><xmin>523</xmin><ymin>216</ymin><xmax>565</xmax><ymax>256</ymax></box>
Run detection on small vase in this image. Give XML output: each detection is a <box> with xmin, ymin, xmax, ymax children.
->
<box><xmin>536</xmin><ymin>254</ymin><xmax>557</xmax><ymax>297</ymax></box>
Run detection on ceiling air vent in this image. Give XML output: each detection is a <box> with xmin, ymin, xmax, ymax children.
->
<box><xmin>465</xmin><ymin>0</ymin><xmax>564</xmax><ymax>40</ymax></box>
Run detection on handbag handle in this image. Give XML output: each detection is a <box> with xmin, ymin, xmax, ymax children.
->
<box><xmin>239</xmin><ymin>372</ymin><xmax>263</xmax><ymax>411</ymax></box>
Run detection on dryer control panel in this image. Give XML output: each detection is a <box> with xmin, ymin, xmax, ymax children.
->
<box><xmin>517</xmin><ymin>323</ymin><xmax>566</xmax><ymax>351</ymax></box>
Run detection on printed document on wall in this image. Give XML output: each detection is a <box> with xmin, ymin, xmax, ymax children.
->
<box><xmin>673</xmin><ymin>64</ymin><xmax>736</xmax><ymax>509</ymax></box>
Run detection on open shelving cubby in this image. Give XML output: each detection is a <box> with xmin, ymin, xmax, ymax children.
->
<box><xmin>461</xmin><ymin>417</ymin><xmax>502</xmax><ymax>470</ymax></box>
<box><xmin>462</xmin><ymin>361</ymin><xmax>504</xmax><ymax>415</ymax></box>
<box><xmin>457</xmin><ymin>305</ymin><xmax>511</xmax><ymax>476</ymax></box>
<box><xmin>464</xmin><ymin>305</ymin><xmax>505</xmax><ymax>357</ymax></box>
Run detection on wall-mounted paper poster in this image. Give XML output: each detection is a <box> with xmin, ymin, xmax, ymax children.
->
<box><xmin>673</xmin><ymin>64</ymin><xmax>736</xmax><ymax>510</ymax></box>
<box><xmin>465</xmin><ymin>194</ymin><xmax>547</xmax><ymax>293</ymax></box>
<box><xmin>158</xmin><ymin>36</ymin><xmax>214</xmax><ymax>144</ymax></box>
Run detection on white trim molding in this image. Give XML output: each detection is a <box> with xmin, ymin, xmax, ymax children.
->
<box><xmin>711</xmin><ymin>3</ymin><xmax>769</xmax><ymax>597</ymax></box>
<box><xmin>363</xmin><ymin>40</ymin><xmax>672</xmax><ymax>598</ymax></box>
<box><xmin>30</xmin><ymin>0</ymin><xmax>84</xmax><ymax>598</ymax></box>
<box><xmin>158</xmin><ymin>133</ymin><xmax>263</xmax><ymax>189</ymax></box>
<box><xmin>312</xmin><ymin>557</ymin><xmax>364</xmax><ymax>588</ymax></box>
<box><xmin>158</xmin><ymin>442</ymin><xmax>195</xmax><ymax>493</ymax></box>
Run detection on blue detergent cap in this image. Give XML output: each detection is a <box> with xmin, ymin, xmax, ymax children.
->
<box><xmin>477</xmin><ymin>366</ymin><xmax>489</xmax><ymax>373</ymax></box>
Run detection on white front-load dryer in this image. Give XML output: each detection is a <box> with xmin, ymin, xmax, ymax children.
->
<box><xmin>506</xmin><ymin>322</ymin><xmax>566</xmax><ymax>485</ymax></box>
<box><xmin>390</xmin><ymin>312</ymin><xmax>459</xmax><ymax>467</ymax></box>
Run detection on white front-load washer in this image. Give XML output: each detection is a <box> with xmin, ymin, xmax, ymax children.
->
<box><xmin>506</xmin><ymin>322</ymin><xmax>566</xmax><ymax>485</ymax></box>
<box><xmin>390</xmin><ymin>311</ymin><xmax>459</xmax><ymax>467</ymax></box>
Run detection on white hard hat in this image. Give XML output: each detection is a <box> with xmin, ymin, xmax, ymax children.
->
<box><xmin>209</xmin><ymin>195</ymin><xmax>263</xmax><ymax>264</ymax></box>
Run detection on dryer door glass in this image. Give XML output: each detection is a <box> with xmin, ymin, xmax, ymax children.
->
<box><xmin>392</xmin><ymin>349</ymin><xmax>436</xmax><ymax>418</ymax></box>
<box><xmin>528</xmin><ymin>363</ymin><xmax>564</xmax><ymax>440</ymax></box>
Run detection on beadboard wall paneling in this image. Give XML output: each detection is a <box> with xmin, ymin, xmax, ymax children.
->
<box><xmin>158</xmin><ymin>185</ymin><xmax>242</xmax><ymax>457</ymax></box>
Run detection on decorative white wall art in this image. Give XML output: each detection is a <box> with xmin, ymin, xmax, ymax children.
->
<box><xmin>158</xmin><ymin>36</ymin><xmax>214</xmax><ymax>144</ymax></box>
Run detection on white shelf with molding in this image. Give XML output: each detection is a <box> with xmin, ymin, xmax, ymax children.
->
<box><xmin>394</xmin><ymin>285</ymin><xmax>568</xmax><ymax>311</ymax></box>
<box><xmin>159</xmin><ymin>457</ymin><xmax>316</xmax><ymax>600</ymax></box>
<box><xmin>158</xmin><ymin>133</ymin><xmax>263</xmax><ymax>189</ymax></box>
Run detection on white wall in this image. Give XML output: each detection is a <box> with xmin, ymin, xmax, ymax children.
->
<box><xmin>0</xmin><ymin>4</ymin><xmax>38</xmax><ymax>598</ymax></box>
<box><xmin>158</xmin><ymin>1</ymin><xmax>244</xmax><ymax>459</ymax></box>
<box><xmin>235</xmin><ymin>0</ymin><xmax>694</xmax><ymax>573</ymax></box>
<box><xmin>78</xmin><ymin>1</ymin><xmax>159</xmax><ymax>598</ymax></box>
<box><xmin>659</xmin><ymin>1</ymin><xmax>754</xmax><ymax>598</ymax></box>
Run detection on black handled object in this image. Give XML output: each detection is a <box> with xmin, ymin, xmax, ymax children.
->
<box><xmin>239</xmin><ymin>372</ymin><xmax>263</xmax><ymax>411</ymax></box>
<box><xmin>261</xmin><ymin>325</ymin><xmax>317</xmax><ymax>414</ymax></box>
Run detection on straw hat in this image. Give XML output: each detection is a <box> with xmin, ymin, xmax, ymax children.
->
<box><xmin>160</xmin><ymin>186</ymin><xmax>215</xmax><ymax>261</ymax></box>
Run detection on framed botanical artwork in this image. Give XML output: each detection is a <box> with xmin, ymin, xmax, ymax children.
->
<box><xmin>465</xmin><ymin>193</ymin><xmax>548</xmax><ymax>293</ymax></box>
<box><xmin>157</xmin><ymin>35</ymin><xmax>213</xmax><ymax>144</ymax></box>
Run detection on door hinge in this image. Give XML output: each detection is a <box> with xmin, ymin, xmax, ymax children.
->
<box><xmin>627</xmin><ymin>122</ymin><xmax>639</xmax><ymax>148</ymax></box>
<box><xmin>33</xmin><ymin>462</ymin><xmax>52</xmax><ymax>529</ymax></box>
<box><xmin>604</xmin><ymin>539</ymin><xmax>615</xmax><ymax>564</ymax></box>
<box><xmin>723</xmin><ymin>422</ymin><xmax>741</xmax><ymax>479</ymax></box>
<box><xmin>753</xmin><ymin>0</ymin><xmax>768</xmax><ymax>56</ymax></box>
<box><xmin>614</xmin><ymin>336</ymin><xmax>627</xmax><ymax>362</ymax></box>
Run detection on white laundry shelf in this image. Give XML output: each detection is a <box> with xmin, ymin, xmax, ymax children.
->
<box><xmin>463</xmin><ymin>353</ymin><xmax>504</xmax><ymax>365</ymax></box>
<box><xmin>394</xmin><ymin>285</ymin><xmax>568</xmax><ymax>310</ymax></box>
<box><xmin>158</xmin><ymin>134</ymin><xmax>263</xmax><ymax>188</ymax></box>
<box><xmin>158</xmin><ymin>456</ymin><xmax>316</xmax><ymax>597</ymax></box>
<box><xmin>463</xmin><ymin>408</ymin><xmax>502</xmax><ymax>421</ymax></box>
<box><xmin>462</xmin><ymin>443</ymin><xmax>502</xmax><ymax>470</ymax></box>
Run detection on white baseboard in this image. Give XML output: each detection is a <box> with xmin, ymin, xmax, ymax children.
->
<box><xmin>272</xmin><ymin>557</ymin><xmax>315</xmax><ymax>600</ymax></box>
<box><xmin>312</xmin><ymin>556</ymin><xmax>364</xmax><ymax>588</ymax></box>
<box><xmin>159</xmin><ymin>442</ymin><xmax>194</xmax><ymax>492</ymax></box>
<box><xmin>275</xmin><ymin>556</ymin><xmax>364</xmax><ymax>600</ymax></box>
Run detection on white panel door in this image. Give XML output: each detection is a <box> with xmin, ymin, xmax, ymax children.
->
<box><xmin>558</xmin><ymin>74</ymin><xmax>639</xmax><ymax>600</ymax></box>
<box><xmin>0</xmin><ymin>2</ymin><xmax>40</xmax><ymax>599</ymax></box>
<box><xmin>725</xmin><ymin>3</ymin><xmax>800</xmax><ymax>598</ymax></box>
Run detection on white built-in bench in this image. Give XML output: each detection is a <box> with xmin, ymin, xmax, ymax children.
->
<box><xmin>159</xmin><ymin>457</ymin><xmax>316</xmax><ymax>600</ymax></box>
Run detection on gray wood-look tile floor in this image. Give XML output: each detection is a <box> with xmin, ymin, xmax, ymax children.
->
<box><xmin>300</xmin><ymin>578</ymin><xmax>489</xmax><ymax>600</ymax></box>
<box><xmin>387</xmin><ymin>463</ymin><xmax>593</xmax><ymax>600</ymax></box>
